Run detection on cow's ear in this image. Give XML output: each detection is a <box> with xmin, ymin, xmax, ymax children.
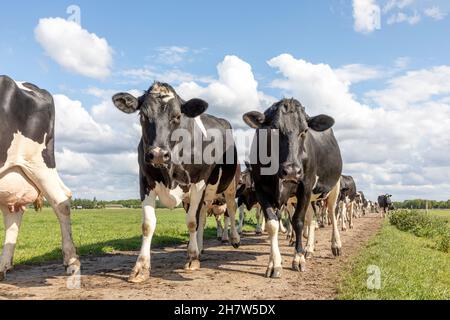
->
<box><xmin>112</xmin><ymin>93</ymin><xmax>141</xmax><ymax>114</ymax></box>
<box><xmin>181</xmin><ymin>98</ymin><xmax>208</xmax><ymax>118</ymax></box>
<box><xmin>307</xmin><ymin>115</ymin><xmax>335</xmax><ymax>132</ymax></box>
<box><xmin>243</xmin><ymin>111</ymin><xmax>265</xmax><ymax>129</ymax></box>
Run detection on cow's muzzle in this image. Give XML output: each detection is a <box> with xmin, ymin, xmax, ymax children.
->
<box><xmin>146</xmin><ymin>147</ymin><xmax>171</xmax><ymax>168</ymax></box>
<box><xmin>279</xmin><ymin>164</ymin><xmax>302</xmax><ymax>183</ymax></box>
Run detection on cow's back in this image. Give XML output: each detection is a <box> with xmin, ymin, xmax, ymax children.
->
<box><xmin>309</xmin><ymin>129</ymin><xmax>343</xmax><ymax>195</ymax></box>
<box><xmin>0</xmin><ymin>75</ymin><xmax>56</xmax><ymax>170</ymax></box>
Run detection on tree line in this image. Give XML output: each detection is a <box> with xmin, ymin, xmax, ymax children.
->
<box><xmin>393</xmin><ymin>199</ymin><xmax>450</xmax><ymax>210</ymax></box>
<box><xmin>43</xmin><ymin>198</ymin><xmax>166</xmax><ymax>209</ymax></box>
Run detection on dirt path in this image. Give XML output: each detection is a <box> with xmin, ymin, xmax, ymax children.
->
<box><xmin>0</xmin><ymin>214</ymin><xmax>383</xmax><ymax>300</ymax></box>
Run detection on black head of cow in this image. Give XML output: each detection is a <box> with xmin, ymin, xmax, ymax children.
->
<box><xmin>243</xmin><ymin>98</ymin><xmax>335</xmax><ymax>183</ymax></box>
<box><xmin>112</xmin><ymin>82</ymin><xmax>208</xmax><ymax>168</ymax></box>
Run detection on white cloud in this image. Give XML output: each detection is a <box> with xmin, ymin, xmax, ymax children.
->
<box><xmin>35</xmin><ymin>18</ymin><xmax>113</xmax><ymax>79</ymax></box>
<box><xmin>424</xmin><ymin>6</ymin><xmax>446</xmax><ymax>20</ymax></box>
<box><xmin>387</xmin><ymin>11</ymin><xmax>421</xmax><ymax>25</ymax></box>
<box><xmin>352</xmin><ymin>0</ymin><xmax>381</xmax><ymax>33</ymax></box>
<box><xmin>176</xmin><ymin>55</ymin><xmax>275</xmax><ymax>127</ymax></box>
<box><xmin>155</xmin><ymin>46</ymin><xmax>189</xmax><ymax>65</ymax></box>
<box><xmin>383</xmin><ymin>0</ymin><xmax>414</xmax><ymax>13</ymax></box>
<box><xmin>335</xmin><ymin>64</ymin><xmax>384</xmax><ymax>85</ymax></box>
<box><xmin>121</xmin><ymin>67</ymin><xmax>212</xmax><ymax>85</ymax></box>
<box><xmin>266</xmin><ymin>53</ymin><xmax>450</xmax><ymax>201</ymax></box>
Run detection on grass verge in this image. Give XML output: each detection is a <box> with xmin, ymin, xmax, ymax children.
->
<box><xmin>338</xmin><ymin>221</ymin><xmax>450</xmax><ymax>300</ymax></box>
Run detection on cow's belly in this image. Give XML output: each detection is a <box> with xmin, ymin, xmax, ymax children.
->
<box><xmin>0</xmin><ymin>167</ymin><xmax>39</xmax><ymax>211</ymax></box>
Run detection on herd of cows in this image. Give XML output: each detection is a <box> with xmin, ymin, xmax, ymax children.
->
<box><xmin>0</xmin><ymin>75</ymin><xmax>394</xmax><ymax>283</ymax></box>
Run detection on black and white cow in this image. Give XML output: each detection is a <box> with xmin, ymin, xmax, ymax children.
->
<box><xmin>378</xmin><ymin>194</ymin><xmax>393</xmax><ymax>217</ymax></box>
<box><xmin>337</xmin><ymin>175</ymin><xmax>357</xmax><ymax>230</ymax></box>
<box><xmin>0</xmin><ymin>75</ymin><xmax>79</xmax><ymax>281</ymax></box>
<box><xmin>112</xmin><ymin>82</ymin><xmax>240</xmax><ymax>283</ymax></box>
<box><xmin>355</xmin><ymin>191</ymin><xmax>368</xmax><ymax>217</ymax></box>
<box><xmin>243</xmin><ymin>98</ymin><xmax>343</xmax><ymax>278</ymax></box>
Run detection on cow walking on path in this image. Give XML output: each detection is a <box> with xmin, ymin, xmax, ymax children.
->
<box><xmin>243</xmin><ymin>98</ymin><xmax>343</xmax><ymax>278</ymax></box>
<box><xmin>112</xmin><ymin>82</ymin><xmax>240</xmax><ymax>283</ymax></box>
<box><xmin>0</xmin><ymin>75</ymin><xmax>79</xmax><ymax>281</ymax></box>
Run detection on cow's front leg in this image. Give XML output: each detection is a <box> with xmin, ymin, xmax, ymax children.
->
<box><xmin>129</xmin><ymin>191</ymin><xmax>156</xmax><ymax>283</ymax></box>
<box><xmin>185</xmin><ymin>183</ymin><xmax>206</xmax><ymax>271</ymax></box>
<box><xmin>0</xmin><ymin>207</ymin><xmax>23</xmax><ymax>281</ymax></box>
<box><xmin>292</xmin><ymin>192</ymin><xmax>310</xmax><ymax>273</ymax></box>
<box><xmin>265</xmin><ymin>209</ymin><xmax>282</xmax><ymax>278</ymax></box>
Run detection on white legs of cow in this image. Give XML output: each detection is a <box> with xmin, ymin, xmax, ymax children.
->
<box><xmin>265</xmin><ymin>219</ymin><xmax>282</xmax><ymax>278</ymax></box>
<box><xmin>129</xmin><ymin>192</ymin><xmax>156</xmax><ymax>283</ymax></box>
<box><xmin>255</xmin><ymin>206</ymin><xmax>265</xmax><ymax>235</ymax></box>
<box><xmin>304</xmin><ymin>204</ymin><xmax>316</xmax><ymax>258</ymax></box>
<box><xmin>327</xmin><ymin>183</ymin><xmax>342</xmax><ymax>257</ymax></box>
<box><xmin>0</xmin><ymin>207</ymin><xmax>23</xmax><ymax>281</ymax></box>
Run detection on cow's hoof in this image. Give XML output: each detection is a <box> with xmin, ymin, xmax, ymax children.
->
<box><xmin>217</xmin><ymin>237</ymin><xmax>222</xmax><ymax>241</ymax></box>
<box><xmin>256</xmin><ymin>231</ymin><xmax>262</xmax><ymax>236</ymax></box>
<box><xmin>332</xmin><ymin>246</ymin><xmax>342</xmax><ymax>257</ymax></box>
<box><xmin>65</xmin><ymin>259</ymin><xmax>81</xmax><ymax>276</ymax></box>
<box><xmin>292</xmin><ymin>260</ymin><xmax>306</xmax><ymax>272</ymax></box>
<box><xmin>350</xmin><ymin>225</ymin><xmax>354</xmax><ymax>229</ymax></box>
<box><xmin>305</xmin><ymin>251</ymin><xmax>314</xmax><ymax>259</ymax></box>
<box><xmin>231</xmin><ymin>241</ymin><xmax>241</xmax><ymax>249</ymax></box>
<box><xmin>289</xmin><ymin>240</ymin><xmax>295</xmax><ymax>247</ymax></box>
<box><xmin>265</xmin><ymin>267</ymin><xmax>282</xmax><ymax>279</ymax></box>
<box><xmin>128</xmin><ymin>267</ymin><xmax>150</xmax><ymax>284</ymax></box>
<box><xmin>184</xmin><ymin>259</ymin><xmax>201</xmax><ymax>271</ymax></box>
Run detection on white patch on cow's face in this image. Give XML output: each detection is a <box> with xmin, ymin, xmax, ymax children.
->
<box><xmin>194</xmin><ymin>116</ymin><xmax>208</xmax><ymax>138</ymax></box>
<box><xmin>154</xmin><ymin>182</ymin><xmax>186</xmax><ymax>209</ymax></box>
<box><xmin>14</xmin><ymin>81</ymin><xmax>33</xmax><ymax>93</ymax></box>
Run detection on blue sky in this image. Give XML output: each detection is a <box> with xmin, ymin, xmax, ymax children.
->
<box><xmin>1</xmin><ymin>1</ymin><xmax>450</xmax><ymax>201</ymax></box>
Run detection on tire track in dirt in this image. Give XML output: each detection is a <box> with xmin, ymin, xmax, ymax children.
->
<box><xmin>0</xmin><ymin>214</ymin><xmax>383</xmax><ymax>300</ymax></box>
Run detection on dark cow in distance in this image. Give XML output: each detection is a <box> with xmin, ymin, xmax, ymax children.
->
<box><xmin>243</xmin><ymin>98</ymin><xmax>343</xmax><ymax>278</ymax></box>
<box><xmin>112</xmin><ymin>82</ymin><xmax>240</xmax><ymax>283</ymax></box>
<box><xmin>0</xmin><ymin>75</ymin><xmax>79</xmax><ymax>281</ymax></box>
<box><xmin>337</xmin><ymin>175</ymin><xmax>357</xmax><ymax>230</ymax></box>
<box><xmin>378</xmin><ymin>194</ymin><xmax>393</xmax><ymax>217</ymax></box>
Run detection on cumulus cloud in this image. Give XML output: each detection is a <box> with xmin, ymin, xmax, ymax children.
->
<box><xmin>52</xmin><ymin>93</ymin><xmax>141</xmax><ymax>200</ymax></box>
<box><xmin>386</xmin><ymin>11</ymin><xmax>421</xmax><ymax>25</ymax></box>
<box><xmin>35</xmin><ymin>18</ymin><xmax>113</xmax><ymax>79</ymax></box>
<box><xmin>335</xmin><ymin>64</ymin><xmax>385</xmax><ymax>85</ymax></box>
<box><xmin>352</xmin><ymin>0</ymin><xmax>381</xmax><ymax>33</ymax></box>
<box><xmin>176</xmin><ymin>55</ymin><xmax>276</xmax><ymax>127</ymax></box>
<box><xmin>424</xmin><ymin>6</ymin><xmax>446</xmax><ymax>20</ymax></box>
<box><xmin>266</xmin><ymin>53</ymin><xmax>450</xmax><ymax>200</ymax></box>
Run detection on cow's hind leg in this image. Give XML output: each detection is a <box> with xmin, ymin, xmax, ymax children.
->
<box><xmin>238</xmin><ymin>205</ymin><xmax>245</xmax><ymax>235</ymax></box>
<box><xmin>224</xmin><ymin>182</ymin><xmax>240</xmax><ymax>248</ymax></box>
<box><xmin>215</xmin><ymin>214</ymin><xmax>224</xmax><ymax>241</ymax></box>
<box><xmin>304</xmin><ymin>204</ymin><xmax>316</xmax><ymax>259</ymax></box>
<box><xmin>0</xmin><ymin>206</ymin><xmax>23</xmax><ymax>281</ymax></box>
<box><xmin>327</xmin><ymin>182</ymin><xmax>342</xmax><ymax>256</ymax></box>
<box><xmin>196</xmin><ymin>206</ymin><xmax>207</xmax><ymax>254</ymax></box>
<box><xmin>129</xmin><ymin>192</ymin><xmax>156</xmax><ymax>283</ymax></box>
<box><xmin>25</xmin><ymin>168</ymin><xmax>80</xmax><ymax>275</ymax></box>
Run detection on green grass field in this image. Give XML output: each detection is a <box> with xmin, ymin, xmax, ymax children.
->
<box><xmin>0</xmin><ymin>208</ymin><xmax>256</xmax><ymax>266</ymax></box>
<box><xmin>338</xmin><ymin>215</ymin><xmax>450</xmax><ymax>300</ymax></box>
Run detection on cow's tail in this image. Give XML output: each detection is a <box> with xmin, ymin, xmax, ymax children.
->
<box><xmin>33</xmin><ymin>193</ymin><xmax>44</xmax><ymax>212</ymax></box>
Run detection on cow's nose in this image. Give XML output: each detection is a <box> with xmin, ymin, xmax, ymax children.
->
<box><xmin>147</xmin><ymin>147</ymin><xmax>171</xmax><ymax>166</ymax></box>
<box><xmin>279</xmin><ymin>164</ymin><xmax>302</xmax><ymax>182</ymax></box>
